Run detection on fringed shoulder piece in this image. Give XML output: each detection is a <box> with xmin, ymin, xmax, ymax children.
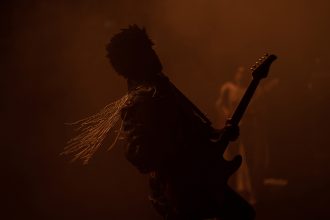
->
<box><xmin>62</xmin><ymin>94</ymin><xmax>131</xmax><ymax>164</ymax></box>
<box><xmin>62</xmin><ymin>84</ymin><xmax>156</xmax><ymax>165</ymax></box>
<box><xmin>122</xmin><ymin>85</ymin><xmax>157</xmax><ymax>111</ymax></box>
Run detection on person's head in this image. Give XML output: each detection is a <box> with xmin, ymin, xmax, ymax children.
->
<box><xmin>106</xmin><ymin>25</ymin><xmax>162</xmax><ymax>81</ymax></box>
<box><xmin>234</xmin><ymin>66</ymin><xmax>248</xmax><ymax>85</ymax></box>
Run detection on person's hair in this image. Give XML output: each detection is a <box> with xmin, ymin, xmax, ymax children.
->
<box><xmin>106</xmin><ymin>25</ymin><xmax>162</xmax><ymax>80</ymax></box>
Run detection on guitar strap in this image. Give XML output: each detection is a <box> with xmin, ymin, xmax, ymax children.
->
<box><xmin>159</xmin><ymin>73</ymin><xmax>212</xmax><ymax>126</ymax></box>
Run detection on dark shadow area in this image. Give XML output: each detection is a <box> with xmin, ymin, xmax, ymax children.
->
<box><xmin>1</xmin><ymin>0</ymin><xmax>330</xmax><ymax>219</ymax></box>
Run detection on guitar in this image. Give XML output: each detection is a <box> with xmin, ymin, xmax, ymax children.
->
<box><xmin>166</xmin><ymin>53</ymin><xmax>277</xmax><ymax>183</ymax></box>
<box><xmin>162</xmin><ymin>54</ymin><xmax>276</xmax><ymax>219</ymax></box>
<box><xmin>213</xmin><ymin>54</ymin><xmax>277</xmax><ymax>219</ymax></box>
<box><xmin>218</xmin><ymin>54</ymin><xmax>277</xmax><ymax>173</ymax></box>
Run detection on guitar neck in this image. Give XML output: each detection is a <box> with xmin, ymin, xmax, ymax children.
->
<box><xmin>230</xmin><ymin>78</ymin><xmax>260</xmax><ymax>126</ymax></box>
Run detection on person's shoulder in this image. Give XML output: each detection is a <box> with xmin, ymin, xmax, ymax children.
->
<box><xmin>132</xmin><ymin>84</ymin><xmax>157</xmax><ymax>100</ymax></box>
<box><xmin>221</xmin><ymin>81</ymin><xmax>236</xmax><ymax>91</ymax></box>
<box><xmin>123</xmin><ymin>84</ymin><xmax>158</xmax><ymax>109</ymax></box>
<box><xmin>121</xmin><ymin>83</ymin><xmax>175</xmax><ymax>119</ymax></box>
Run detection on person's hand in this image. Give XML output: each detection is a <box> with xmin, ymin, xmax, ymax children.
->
<box><xmin>223</xmin><ymin>119</ymin><xmax>239</xmax><ymax>141</ymax></box>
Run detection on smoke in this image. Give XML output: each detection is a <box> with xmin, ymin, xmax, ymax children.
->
<box><xmin>2</xmin><ymin>0</ymin><xmax>330</xmax><ymax>219</ymax></box>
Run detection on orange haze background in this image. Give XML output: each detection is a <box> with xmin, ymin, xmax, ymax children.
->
<box><xmin>2</xmin><ymin>0</ymin><xmax>330</xmax><ymax>219</ymax></box>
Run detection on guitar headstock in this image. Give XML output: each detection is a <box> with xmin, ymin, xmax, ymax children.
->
<box><xmin>250</xmin><ymin>54</ymin><xmax>277</xmax><ymax>80</ymax></box>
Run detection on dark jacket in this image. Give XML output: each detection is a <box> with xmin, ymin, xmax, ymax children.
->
<box><xmin>120</xmin><ymin>75</ymin><xmax>255</xmax><ymax>219</ymax></box>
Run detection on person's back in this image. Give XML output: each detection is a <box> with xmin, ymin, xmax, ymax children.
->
<box><xmin>120</xmin><ymin>74</ymin><xmax>219</xmax><ymax>217</ymax></box>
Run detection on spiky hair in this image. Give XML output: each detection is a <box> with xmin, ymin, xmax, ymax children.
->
<box><xmin>106</xmin><ymin>25</ymin><xmax>162</xmax><ymax>79</ymax></box>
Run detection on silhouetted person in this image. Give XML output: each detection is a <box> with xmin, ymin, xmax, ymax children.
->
<box><xmin>105</xmin><ymin>25</ymin><xmax>255</xmax><ymax>220</ymax></box>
